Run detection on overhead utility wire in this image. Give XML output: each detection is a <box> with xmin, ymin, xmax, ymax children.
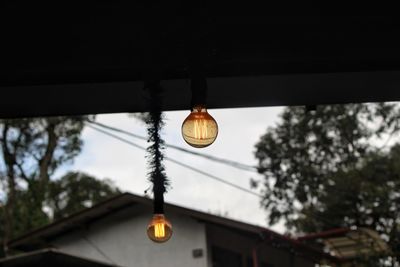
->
<box><xmin>86</xmin><ymin>123</ymin><xmax>262</xmax><ymax>198</ymax></box>
<box><xmin>86</xmin><ymin>120</ymin><xmax>258</xmax><ymax>172</ymax></box>
<box><xmin>87</xmin><ymin>121</ymin><xmax>363</xmax><ymax>201</ymax></box>
<box><xmin>82</xmin><ymin>235</ymin><xmax>117</xmax><ymax>265</ymax></box>
<box><xmin>86</xmin><ymin>124</ymin><xmax>345</xmax><ymax>228</ymax></box>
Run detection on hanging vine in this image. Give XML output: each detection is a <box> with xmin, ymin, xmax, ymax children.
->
<box><xmin>145</xmin><ymin>82</ymin><xmax>169</xmax><ymax>214</ymax></box>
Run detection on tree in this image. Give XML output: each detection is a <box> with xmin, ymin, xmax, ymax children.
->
<box><xmin>0</xmin><ymin>171</ymin><xmax>120</xmax><ymax>257</ymax></box>
<box><xmin>47</xmin><ymin>172</ymin><xmax>120</xmax><ymax>220</ymax></box>
<box><xmin>315</xmin><ymin>147</ymin><xmax>400</xmax><ymax>264</ymax></box>
<box><xmin>254</xmin><ymin>103</ymin><xmax>400</xmax><ymax>264</ymax></box>
<box><xmin>0</xmin><ymin>116</ymin><xmax>88</xmax><ymax>253</ymax></box>
<box><xmin>0</xmin><ymin>116</ymin><xmax>122</xmax><ymax>257</ymax></box>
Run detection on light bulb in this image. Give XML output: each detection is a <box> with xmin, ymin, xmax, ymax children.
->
<box><xmin>147</xmin><ymin>214</ymin><xmax>173</xmax><ymax>243</ymax></box>
<box><xmin>181</xmin><ymin>105</ymin><xmax>218</xmax><ymax>148</ymax></box>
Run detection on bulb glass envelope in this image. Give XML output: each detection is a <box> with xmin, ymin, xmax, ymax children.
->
<box><xmin>181</xmin><ymin>105</ymin><xmax>218</xmax><ymax>148</ymax></box>
<box><xmin>147</xmin><ymin>214</ymin><xmax>173</xmax><ymax>243</ymax></box>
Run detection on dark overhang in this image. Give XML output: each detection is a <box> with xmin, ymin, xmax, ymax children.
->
<box><xmin>1</xmin><ymin>4</ymin><xmax>400</xmax><ymax>118</ymax></box>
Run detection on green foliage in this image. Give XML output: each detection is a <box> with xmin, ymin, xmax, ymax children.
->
<box><xmin>48</xmin><ymin>172</ymin><xmax>120</xmax><ymax>220</ymax></box>
<box><xmin>0</xmin><ymin>116</ymin><xmax>89</xmax><ymax>245</ymax></box>
<box><xmin>0</xmin><ymin>116</ymin><xmax>88</xmax><ymax>181</ymax></box>
<box><xmin>254</xmin><ymin>103</ymin><xmax>400</xmax><ymax>263</ymax></box>
<box><xmin>145</xmin><ymin>85</ymin><xmax>169</xmax><ymax>203</ymax></box>
<box><xmin>0</xmin><ymin>116</ymin><xmax>120</xmax><ymax>256</ymax></box>
<box><xmin>146</xmin><ymin>110</ymin><xmax>169</xmax><ymax>195</ymax></box>
<box><xmin>12</xmin><ymin>181</ymin><xmax>50</xmax><ymax>238</ymax></box>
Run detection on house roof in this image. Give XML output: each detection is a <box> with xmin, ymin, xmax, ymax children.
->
<box><xmin>8</xmin><ymin>193</ymin><xmax>339</xmax><ymax>263</ymax></box>
<box><xmin>2</xmin><ymin>5</ymin><xmax>400</xmax><ymax>118</ymax></box>
<box><xmin>0</xmin><ymin>249</ymin><xmax>121</xmax><ymax>267</ymax></box>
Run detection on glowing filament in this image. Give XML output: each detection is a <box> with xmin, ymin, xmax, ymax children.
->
<box><xmin>194</xmin><ymin>120</ymin><xmax>208</xmax><ymax>139</ymax></box>
<box><xmin>154</xmin><ymin>222</ymin><xmax>165</xmax><ymax>238</ymax></box>
<box><xmin>147</xmin><ymin>214</ymin><xmax>172</xmax><ymax>243</ymax></box>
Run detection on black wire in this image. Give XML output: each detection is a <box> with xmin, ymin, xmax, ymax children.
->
<box><xmin>166</xmin><ymin>157</ymin><xmax>262</xmax><ymax>198</ymax></box>
<box><xmin>82</xmin><ymin>235</ymin><xmax>117</xmax><ymax>266</ymax></box>
<box><xmin>85</xmin><ymin>121</ymin><xmax>360</xmax><ymax>205</ymax></box>
<box><xmin>86</xmin><ymin>124</ymin><xmax>147</xmax><ymax>150</ymax></box>
<box><xmin>85</xmin><ymin>124</ymin><xmax>348</xmax><ymax>228</ymax></box>
<box><xmin>86</xmin><ymin>124</ymin><xmax>262</xmax><ymax>198</ymax></box>
<box><xmin>86</xmin><ymin>120</ymin><xmax>258</xmax><ymax>172</ymax></box>
<box><xmin>88</xmin><ymin>118</ymin><xmax>358</xmax><ymax>200</ymax></box>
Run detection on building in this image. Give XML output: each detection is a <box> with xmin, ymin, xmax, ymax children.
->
<box><xmin>3</xmin><ymin>193</ymin><xmax>338</xmax><ymax>267</ymax></box>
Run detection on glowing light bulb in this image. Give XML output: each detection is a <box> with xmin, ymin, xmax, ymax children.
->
<box><xmin>147</xmin><ymin>214</ymin><xmax>172</xmax><ymax>243</ymax></box>
<box><xmin>181</xmin><ymin>105</ymin><xmax>218</xmax><ymax>148</ymax></box>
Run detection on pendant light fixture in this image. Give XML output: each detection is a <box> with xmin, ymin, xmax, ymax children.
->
<box><xmin>181</xmin><ymin>76</ymin><xmax>218</xmax><ymax>148</ymax></box>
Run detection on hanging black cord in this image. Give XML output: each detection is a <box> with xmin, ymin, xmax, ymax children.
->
<box><xmin>188</xmin><ymin>37</ymin><xmax>208</xmax><ymax>108</ymax></box>
<box><xmin>190</xmin><ymin>75</ymin><xmax>208</xmax><ymax>108</ymax></box>
<box><xmin>145</xmin><ymin>82</ymin><xmax>169</xmax><ymax>214</ymax></box>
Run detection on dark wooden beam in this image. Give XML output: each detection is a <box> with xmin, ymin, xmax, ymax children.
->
<box><xmin>1</xmin><ymin>71</ymin><xmax>400</xmax><ymax>118</ymax></box>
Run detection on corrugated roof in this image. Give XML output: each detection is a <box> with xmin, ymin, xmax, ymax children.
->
<box><xmin>298</xmin><ymin>227</ymin><xmax>390</xmax><ymax>260</ymax></box>
<box><xmin>325</xmin><ymin>228</ymin><xmax>389</xmax><ymax>259</ymax></box>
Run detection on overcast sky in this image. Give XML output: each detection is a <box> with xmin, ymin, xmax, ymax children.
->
<box><xmin>58</xmin><ymin>106</ymin><xmax>285</xmax><ymax>232</ymax></box>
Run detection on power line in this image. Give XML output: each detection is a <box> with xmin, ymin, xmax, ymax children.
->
<box><xmin>86</xmin><ymin>124</ymin><xmax>262</xmax><ymax>198</ymax></box>
<box><xmin>85</xmin><ymin>124</ymin><xmax>350</xmax><ymax>227</ymax></box>
<box><xmin>86</xmin><ymin>120</ymin><xmax>258</xmax><ymax>172</ymax></box>
<box><xmin>82</xmin><ymin>235</ymin><xmax>117</xmax><ymax>266</ymax></box>
<box><xmin>85</xmin><ymin>121</ymin><xmax>360</xmax><ymax>206</ymax></box>
<box><xmin>166</xmin><ymin>156</ymin><xmax>262</xmax><ymax>198</ymax></box>
<box><xmin>86</xmin><ymin>124</ymin><xmax>147</xmax><ymax>150</ymax></box>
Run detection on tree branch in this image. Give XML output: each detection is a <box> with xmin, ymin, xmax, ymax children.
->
<box><xmin>15</xmin><ymin>162</ymin><xmax>30</xmax><ymax>184</ymax></box>
<box><xmin>1</xmin><ymin>124</ymin><xmax>16</xmax><ymax>255</ymax></box>
<box><xmin>38</xmin><ymin>123</ymin><xmax>58</xmax><ymax>186</ymax></box>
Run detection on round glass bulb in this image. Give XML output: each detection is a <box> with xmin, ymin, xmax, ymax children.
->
<box><xmin>147</xmin><ymin>214</ymin><xmax>173</xmax><ymax>243</ymax></box>
<box><xmin>181</xmin><ymin>105</ymin><xmax>218</xmax><ymax>148</ymax></box>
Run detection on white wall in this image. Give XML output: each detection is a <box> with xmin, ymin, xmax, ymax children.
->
<box><xmin>51</xmin><ymin>205</ymin><xmax>209</xmax><ymax>267</ymax></box>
